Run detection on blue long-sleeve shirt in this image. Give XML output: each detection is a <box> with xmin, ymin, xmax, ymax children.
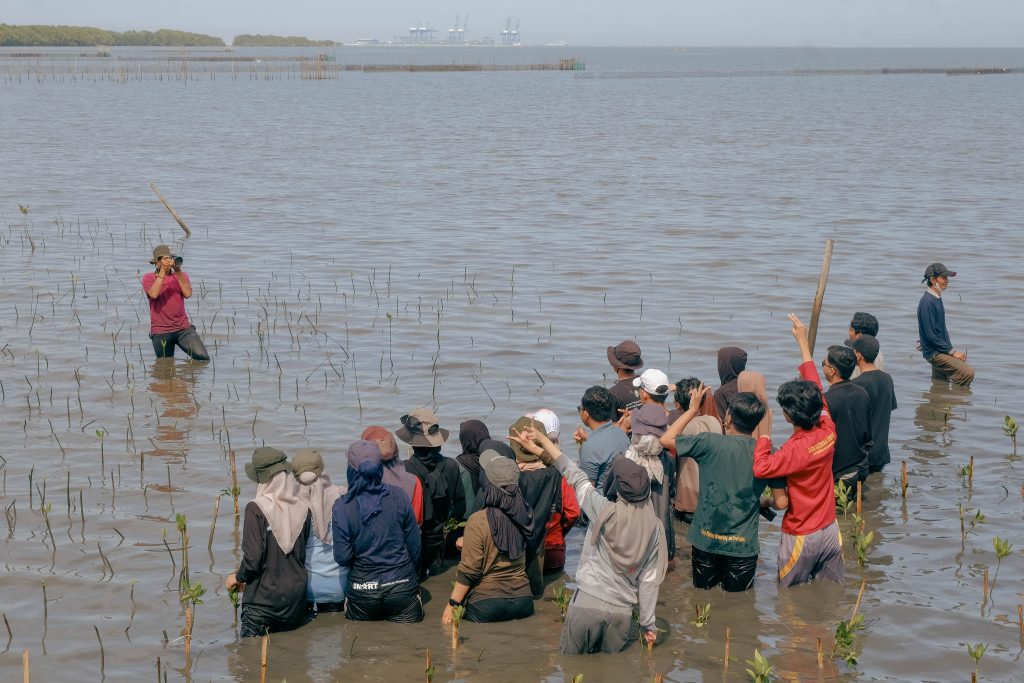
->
<box><xmin>579</xmin><ymin>421</ymin><xmax>630</xmax><ymax>491</ymax></box>
<box><xmin>332</xmin><ymin>484</ymin><xmax>420</xmax><ymax>584</ymax></box>
<box><xmin>917</xmin><ymin>291</ymin><xmax>952</xmax><ymax>360</ymax></box>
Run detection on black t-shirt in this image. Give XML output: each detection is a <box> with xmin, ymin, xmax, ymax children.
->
<box><xmin>852</xmin><ymin>369</ymin><xmax>897</xmax><ymax>471</ymax></box>
<box><xmin>236</xmin><ymin>502</ymin><xmax>312</xmax><ymax>628</ymax></box>
<box><xmin>824</xmin><ymin>381</ymin><xmax>872</xmax><ymax>481</ymax></box>
<box><xmin>609</xmin><ymin>377</ymin><xmax>642</xmax><ymax>414</ymax></box>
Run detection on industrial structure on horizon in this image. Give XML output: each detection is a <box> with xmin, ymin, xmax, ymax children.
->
<box><xmin>394</xmin><ymin>16</ymin><xmax>526</xmax><ymax>45</ymax></box>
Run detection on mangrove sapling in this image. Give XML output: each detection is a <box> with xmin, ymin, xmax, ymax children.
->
<box><xmin>724</xmin><ymin>626</ymin><xmax>731</xmax><ymax>676</ymax></box>
<box><xmin>572</xmin><ymin>676</ymin><xmax>584</xmax><ymax>683</ymax></box>
<box><xmin>966</xmin><ymin>642</ymin><xmax>987</xmax><ymax>680</ymax></box>
<box><xmin>959</xmin><ymin>456</ymin><xmax>974</xmax><ymax>484</ymax></box>
<box><xmin>424</xmin><ymin>648</ymin><xmax>435</xmax><ymax>683</ymax></box>
<box><xmin>227</xmin><ymin>585</ymin><xmax>241</xmax><ymax>628</ymax></box>
<box><xmin>831</xmin><ymin>615</ymin><xmax>866</xmax><ymax>666</ymax></box>
<box><xmin>450</xmin><ymin>603</ymin><xmax>465</xmax><ymax>649</ymax></box>
<box><xmin>745</xmin><ymin>649</ymin><xmax>773</xmax><ymax>682</ymax></box>
<box><xmin>691</xmin><ymin>602</ymin><xmax>711</xmax><ymax>628</ymax></box>
<box><xmin>1004</xmin><ymin>416</ymin><xmax>1018</xmax><ymax>456</ymax></box>
<box><xmin>990</xmin><ymin>537</ymin><xmax>1013</xmax><ymax>595</ymax></box>
<box><xmin>834</xmin><ymin>481</ymin><xmax>852</xmax><ymax>518</ymax></box>
<box><xmin>551</xmin><ymin>586</ymin><xmax>573</xmax><ymax>620</ymax></box>
<box><xmin>850</xmin><ymin>515</ymin><xmax>874</xmax><ymax>568</ymax></box>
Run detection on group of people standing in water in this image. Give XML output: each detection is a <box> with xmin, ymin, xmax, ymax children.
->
<box><xmin>139</xmin><ymin>245</ymin><xmax>969</xmax><ymax>654</ymax></box>
<box><xmin>220</xmin><ymin>310</ymin><xmax>913</xmax><ymax>654</ymax></box>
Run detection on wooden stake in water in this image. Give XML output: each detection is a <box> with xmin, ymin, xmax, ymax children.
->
<box><xmin>807</xmin><ymin>239</ymin><xmax>835</xmax><ymax>357</ymax></box>
<box><xmin>983</xmin><ymin>568</ymin><xmax>989</xmax><ymax>604</ymax></box>
<box><xmin>855</xmin><ymin>480</ymin><xmax>862</xmax><ymax>516</ymax></box>
<box><xmin>723</xmin><ymin>626</ymin><xmax>731</xmax><ymax>677</ymax></box>
<box><xmin>968</xmin><ymin>455</ymin><xmax>974</xmax><ymax>483</ymax></box>
<box><xmin>208</xmin><ymin>496</ymin><xmax>220</xmax><ymax>551</ymax></box>
<box><xmin>228</xmin><ymin>450</ymin><xmax>239</xmax><ymax>519</ymax></box>
<box><xmin>1017</xmin><ymin>604</ymin><xmax>1023</xmax><ymax>635</ymax></box>
<box><xmin>184</xmin><ymin>606</ymin><xmax>193</xmax><ymax>661</ymax></box>
<box><xmin>260</xmin><ymin>630</ymin><xmax>269</xmax><ymax>683</ymax></box>
<box><xmin>901</xmin><ymin>461</ymin><xmax>908</xmax><ymax>498</ymax></box>
<box><xmin>816</xmin><ymin>637</ymin><xmax>824</xmax><ymax>670</ymax></box>
<box><xmin>850</xmin><ymin>578</ymin><xmax>867</xmax><ymax>622</ymax></box>
<box><xmin>23</xmin><ymin>648</ymin><xmax>29</xmax><ymax>683</ymax></box>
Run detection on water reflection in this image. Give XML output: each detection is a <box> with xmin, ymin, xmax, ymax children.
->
<box><xmin>911</xmin><ymin>381</ymin><xmax>973</xmax><ymax>451</ymax></box>
<box><xmin>147</xmin><ymin>359</ymin><xmax>205</xmax><ymax>462</ymax></box>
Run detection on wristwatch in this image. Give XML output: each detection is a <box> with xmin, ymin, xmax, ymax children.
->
<box><xmin>448</xmin><ymin>598</ymin><xmax>463</xmax><ymax>608</ymax></box>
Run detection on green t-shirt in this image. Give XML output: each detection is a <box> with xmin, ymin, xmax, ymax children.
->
<box><xmin>676</xmin><ymin>432</ymin><xmax>783</xmax><ymax>558</ymax></box>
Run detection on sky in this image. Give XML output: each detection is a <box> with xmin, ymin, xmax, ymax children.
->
<box><xmin>4</xmin><ymin>0</ymin><xmax>1024</xmax><ymax>47</ymax></box>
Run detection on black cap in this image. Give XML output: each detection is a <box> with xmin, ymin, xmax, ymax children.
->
<box><xmin>923</xmin><ymin>262</ymin><xmax>956</xmax><ymax>283</ymax></box>
<box><xmin>845</xmin><ymin>335</ymin><xmax>880</xmax><ymax>362</ymax></box>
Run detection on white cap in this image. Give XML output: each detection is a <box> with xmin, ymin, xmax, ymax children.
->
<box><xmin>632</xmin><ymin>369</ymin><xmax>670</xmax><ymax>396</ymax></box>
<box><xmin>529</xmin><ymin>408</ymin><xmax>560</xmax><ymax>441</ymax></box>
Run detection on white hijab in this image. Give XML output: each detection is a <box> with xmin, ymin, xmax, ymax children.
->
<box><xmin>253</xmin><ymin>471</ymin><xmax>309</xmax><ymax>554</ymax></box>
<box><xmin>624</xmin><ymin>434</ymin><xmax>665</xmax><ymax>485</ymax></box>
<box><xmin>296</xmin><ymin>471</ymin><xmax>345</xmax><ymax>544</ymax></box>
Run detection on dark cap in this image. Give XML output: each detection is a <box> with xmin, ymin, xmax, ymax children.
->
<box><xmin>607</xmin><ymin>340</ymin><xmax>644</xmax><ymax>371</ymax></box>
<box><xmin>845</xmin><ymin>334</ymin><xmax>880</xmax><ymax>362</ymax></box>
<box><xmin>244</xmin><ymin>446</ymin><xmax>291</xmax><ymax>484</ymax></box>
<box><xmin>923</xmin><ymin>262</ymin><xmax>956</xmax><ymax>283</ymax></box>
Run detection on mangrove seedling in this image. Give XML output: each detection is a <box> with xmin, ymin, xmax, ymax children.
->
<box><xmin>851</xmin><ymin>515</ymin><xmax>874</xmax><ymax>568</ymax></box>
<box><xmin>745</xmin><ymin>649</ymin><xmax>773</xmax><ymax>682</ymax></box>
<box><xmin>966</xmin><ymin>642</ymin><xmax>987</xmax><ymax>678</ymax></box>
<box><xmin>991</xmin><ymin>536</ymin><xmax>1013</xmax><ymax>593</ymax></box>
<box><xmin>450</xmin><ymin>603</ymin><xmax>465</xmax><ymax>649</ymax></box>
<box><xmin>831</xmin><ymin>614</ymin><xmax>866</xmax><ymax>666</ymax></box>
<box><xmin>551</xmin><ymin>586</ymin><xmax>573</xmax><ymax>620</ymax></box>
<box><xmin>691</xmin><ymin>602</ymin><xmax>711</xmax><ymax>628</ymax></box>
<box><xmin>440</xmin><ymin>517</ymin><xmax>466</xmax><ymax>567</ymax></box>
<box><xmin>968</xmin><ymin>509</ymin><xmax>986</xmax><ymax>535</ymax></box>
<box><xmin>834</xmin><ymin>481</ymin><xmax>853</xmax><ymax>517</ymax></box>
<box><xmin>572</xmin><ymin>676</ymin><xmax>584</xmax><ymax>683</ymax></box>
<box><xmin>1004</xmin><ymin>416</ymin><xmax>1018</xmax><ymax>455</ymax></box>
<box><xmin>228</xmin><ymin>584</ymin><xmax>241</xmax><ymax>626</ymax></box>
<box><xmin>958</xmin><ymin>458</ymin><xmax>974</xmax><ymax>484</ymax></box>
<box><xmin>425</xmin><ymin>648</ymin><xmax>435</xmax><ymax>683</ymax></box>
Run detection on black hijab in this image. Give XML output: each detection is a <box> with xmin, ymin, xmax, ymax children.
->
<box><xmin>714</xmin><ymin>346</ymin><xmax>748</xmax><ymax>419</ymax></box>
<box><xmin>455</xmin><ymin>420</ymin><xmax>491</xmax><ymax>493</ymax></box>
<box><xmin>603</xmin><ymin>456</ymin><xmax>651</xmax><ymax>503</ymax></box>
<box><xmin>405</xmin><ymin>445</ymin><xmax>447</xmax><ymax>521</ymax></box>
<box><xmin>482</xmin><ymin>481</ymin><xmax>533</xmax><ymax>561</ymax></box>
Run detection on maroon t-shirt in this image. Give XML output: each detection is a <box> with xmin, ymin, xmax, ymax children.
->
<box><xmin>142</xmin><ymin>272</ymin><xmax>191</xmax><ymax>334</ymax></box>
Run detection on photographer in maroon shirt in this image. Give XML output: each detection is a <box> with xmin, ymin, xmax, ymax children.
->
<box><xmin>141</xmin><ymin>245</ymin><xmax>209</xmax><ymax>360</ymax></box>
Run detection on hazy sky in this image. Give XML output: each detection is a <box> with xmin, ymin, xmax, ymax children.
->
<box><xmin>5</xmin><ymin>0</ymin><xmax>1024</xmax><ymax>47</ymax></box>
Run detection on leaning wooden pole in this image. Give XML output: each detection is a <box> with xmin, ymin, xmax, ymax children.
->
<box><xmin>807</xmin><ymin>239</ymin><xmax>835</xmax><ymax>358</ymax></box>
<box><xmin>150</xmin><ymin>182</ymin><xmax>192</xmax><ymax>237</ymax></box>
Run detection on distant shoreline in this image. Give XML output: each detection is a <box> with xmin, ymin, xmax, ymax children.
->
<box><xmin>0</xmin><ymin>24</ymin><xmax>342</xmax><ymax>48</ymax></box>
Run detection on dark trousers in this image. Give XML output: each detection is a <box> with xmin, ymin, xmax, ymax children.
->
<box><xmin>345</xmin><ymin>578</ymin><xmax>423</xmax><ymax>623</ymax></box>
<box><xmin>151</xmin><ymin>325</ymin><xmax>210</xmax><ymax>360</ymax></box>
<box><xmin>239</xmin><ymin>609</ymin><xmax>309</xmax><ymax>638</ymax></box>
<box><xmin>691</xmin><ymin>546</ymin><xmax>758</xmax><ymax>592</ymax></box>
<box><xmin>464</xmin><ymin>595</ymin><xmax>534</xmax><ymax>623</ymax></box>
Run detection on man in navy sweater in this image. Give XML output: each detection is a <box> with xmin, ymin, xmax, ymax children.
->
<box><xmin>917</xmin><ymin>263</ymin><xmax>974</xmax><ymax>387</ymax></box>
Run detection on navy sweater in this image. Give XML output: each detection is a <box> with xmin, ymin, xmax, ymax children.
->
<box><xmin>332</xmin><ymin>484</ymin><xmax>421</xmax><ymax>584</ymax></box>
<box><xmin>917</xmin><ymin>292</ymin><xmax>952</xmax><ymax>360</ymax></box>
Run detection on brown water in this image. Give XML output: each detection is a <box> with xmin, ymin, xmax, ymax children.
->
<box><xmin>1</xmin><ymin>46</ymin><xmax>1023</xmax><ymax>682</ymax></box>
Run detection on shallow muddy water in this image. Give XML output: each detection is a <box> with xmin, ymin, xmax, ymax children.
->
<box><xmin>1</xmin><ymin>46</ymin><xmax>1023</xmax><ymax>682</ymax></box>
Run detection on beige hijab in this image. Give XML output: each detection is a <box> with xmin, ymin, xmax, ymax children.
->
<box><xmin>624</xmin><ymin>434</ymin><xmax>665</xmax><ymax>485</ymax></box>
<box><xmin>674</xmin><ymin>414</ymin><xmax>724</xmax><ymax>513</ymax></box>
<box><xmin>296</xmin><ymin>471</ymin><xmax>345</xmax><ymax>544</ymax></box>
<box><xmin>253</xmin><ymin>470</ymin><xmax>309</xmax><ymax>554</ymax></box>
<box><xmin>737</xmin><ymin>370</ymin><xmax>773</xmax><ymax>441</ymax></box>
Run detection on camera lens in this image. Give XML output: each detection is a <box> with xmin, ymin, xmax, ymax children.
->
<box><xmin>173</xmin><ymin>256</ymin><xmax>184</xmax><ymax>266</ymax></box>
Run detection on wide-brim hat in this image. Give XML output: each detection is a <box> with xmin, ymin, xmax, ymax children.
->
<box><xmin>395</xmin><ymin>408</ymin><xmax>449</xmax><ymax>447</ymax></box>
<box><xmin>245</xmin><ymin>446</ymin><xmax>291</xmax><ymax>484</ymax></box>
<box><xmin>291</xmin><ymin>448</ymin><xmax>324</xmax><ymax>478</ymax></box>
<box><xmin>508</xmin><ymin>416</ymin><xmax>545</xmax><ymax>463</ymax></box>
<box><xmin>149</xmin><ymin>244</ymin><xmax>172</xmax><ymax>264</ymax></box>
<box><xmin>607</xmin><ymin>340</ymin><xmax>644</xmax><ymax>371</ymax></box>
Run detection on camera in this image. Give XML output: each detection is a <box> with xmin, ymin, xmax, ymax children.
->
<box><xmin>173</xmin><ymin>255</ymin><xmax>184</xmax><ymax>267</ymax></box>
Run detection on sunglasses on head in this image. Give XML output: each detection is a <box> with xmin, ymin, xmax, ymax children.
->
<box><xmin>401</xmin><ymin>414</ymin><xmax>440</xmax><ymax>436</ymax></box>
